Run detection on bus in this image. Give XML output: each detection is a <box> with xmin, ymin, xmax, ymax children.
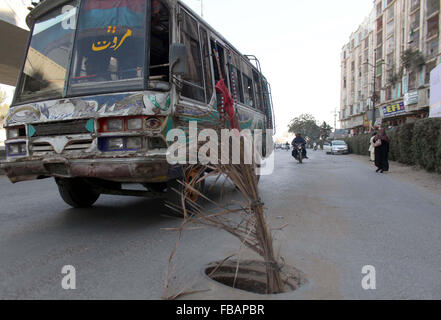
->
<box><xmin>1</xmin><ymin>0</ymin><xmax>275</xmax><ymax>208</ymax></box>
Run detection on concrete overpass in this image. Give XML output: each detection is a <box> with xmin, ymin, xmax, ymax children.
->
<box><xmin>0</xmin><ymin>0</ymin><xmax>30</xmax><ymax>86</ymax></box>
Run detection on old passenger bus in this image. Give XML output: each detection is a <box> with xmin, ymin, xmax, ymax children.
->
<box><xmin>1</xmin><ymin>0</ymin><xmax>275</xmax><ymax>208</ymax></box>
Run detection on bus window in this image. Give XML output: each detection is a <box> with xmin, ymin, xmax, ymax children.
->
<box><xmin>253</xmin><ymin>70</ymin><xmax>264</xmax><ymax>111</ymax></box>
<box><xmin>229</xmin><ymin>66</ymin><xmax>244</xmax><ymax>104</ymax></box>
<box><xmin>200</xmin><ymin>28</ymin><xmax>213</xmax><ymax>104</ymax></box>
<box><xmin>16</xmin><ymin>1</ymin><xmax>79</xmax><ymax>103</ymax></box>
<box><xmin>210</xmin><ymin>40</ymin><xmax>228</xmax><ymax>88</ymax></box>
<box><xmin>150</xmin><ymin>0</ymin><xmax>170</xmax><ymax>82</ymax></box>
<box><xmin>68</xmin><ymin>0</ymin><xmax>146</xmax><ymax>95</ymax></box>
<box><xmin>242</xmin><ymin>74</ymin><xmax>254</xmax><ymax>108</ymax></box>
<box><xmin>180</xmin><ymin>11</ymin><xmax>205</xmax><ymax>102</ymax></box>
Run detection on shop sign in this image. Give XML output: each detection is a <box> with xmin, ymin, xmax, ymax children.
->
<box><xmin>383</xmin><ymin>102</ymin><xmax>406</xmax><ymax>118</ymax></box>
<box><xmin>404</xmin><ymin>91</ymin><xmax>419</xmax><ymax>106</ymax></box>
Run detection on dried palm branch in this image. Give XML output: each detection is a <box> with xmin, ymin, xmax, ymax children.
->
<box><xmin>164</xmin><ymin>110</ymin><xmax>285</xmax><ymax>294</ymax></box>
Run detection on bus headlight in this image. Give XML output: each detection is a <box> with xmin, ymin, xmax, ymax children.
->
<box><xmin>6</xmin><ymin>126</ymin><xmax>26</xmax><ymax>139</ymax></box>
<box><xmin>7</xmin><ymin>128</ymin><xmax>20</xmax><ymax>139</ymax></box>
<box><xmin>7</xmin><ymin>143</ymin><xmax>26</xmax><ymax>156</ymax></box>
<box><xmin>127</xmin><ymin>118</ymin><xmax>143</xmax><ymax>130</ymax></box>
<box><xmin>126</xmin><ymin>137</ymin><xmax>142</xmax><ymax>150</ymax></box>
<box><xmin>107</xmin><ymin>119</ymin><xmax>124</xmax><ymax>132</ymax></box>
<box><xmin>108</xmin><ymin>138</ymin><xmax>124</xmax><ymax>150</ymax></box>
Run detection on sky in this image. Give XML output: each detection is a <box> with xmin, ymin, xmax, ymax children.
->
<box><xmin>182</xmin><ymin>0</ymin><xmax>374</xmax><ymax>140</ymax></box>
<box><xmin>1</xmin><ymin>0</ymin><xmax>374</xmax><ymax>140</ymax></box>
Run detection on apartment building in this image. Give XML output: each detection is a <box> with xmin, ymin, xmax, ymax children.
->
<box><xmin>340</xmin><ymin>0</ymin><xmax>441</xmax><ymax>133</ymax></box>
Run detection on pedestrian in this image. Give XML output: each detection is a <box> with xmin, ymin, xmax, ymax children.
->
<box><xmin>373</xmin><ymin>128</ymin><xmax>390</xmax><ymax>173</ymax></box>
<box><xmin>368</xmin><ymin>132</ymin><xmax>377</xmax><ymax>162</ymax></box>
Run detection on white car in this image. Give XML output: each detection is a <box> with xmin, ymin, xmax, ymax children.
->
<box><xmin>324</xmin><ymin>140</ymin><xmax>349</xmax><ymax>155</ymax></box>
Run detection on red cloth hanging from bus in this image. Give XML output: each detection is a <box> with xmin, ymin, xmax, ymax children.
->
<box><xmin>215</xmin><ymin>79</ymin><xmax>238</xmax><ymax>129</ymax></box>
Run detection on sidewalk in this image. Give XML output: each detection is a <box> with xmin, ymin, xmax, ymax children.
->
<box><xmin>349</xmin><ymin>154</ymin><xmax>441</xmax><ymax>199</ymax></box>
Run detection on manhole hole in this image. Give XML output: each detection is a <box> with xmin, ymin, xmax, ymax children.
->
<box><xmin>203</xmin><ymin>260</ymin><xmax>307</xmax><ymax>295</ymax></box>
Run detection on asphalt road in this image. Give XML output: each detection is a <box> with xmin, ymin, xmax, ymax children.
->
<box><xmin>0</xmin><ymin>150</ymin><xmax>440</xmax><ymax>299</ymax></box>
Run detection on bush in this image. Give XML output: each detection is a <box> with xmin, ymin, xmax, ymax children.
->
<box><xmin>411</xmin><ymin>118</ymin><xmax>441</xmax><ymax>172</ymax></box>
<box><xmin>344</xmin><ymin>118</ymin><xmax>441</xmax><ymax>174</ymax></box>
<box><xmin>387</xmin><ymin>128</ymin><xmax>399</xmax><ymax>161</ymax></box>
<box><xmin>397</xmin><ymin>122</ymin><xmax>415</xmax><ymax>165</ymax></box>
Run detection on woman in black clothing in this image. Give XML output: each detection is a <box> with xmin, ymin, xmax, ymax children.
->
<box><xmin>374</xmin><ymin>128</ymin><xmax>390</xmax><ymax>173</ymax></box>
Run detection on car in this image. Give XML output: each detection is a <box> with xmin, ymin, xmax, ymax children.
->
<box><xmin>324</xmin><ymin>140</ymin><xmax>349</xmax><ymax>155</ymax></box>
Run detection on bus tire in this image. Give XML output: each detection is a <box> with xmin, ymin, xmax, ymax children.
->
<box><xmin>55</xmin><ymin>178</ymin><xmax>100</xmax><ymax>208</ymax></box>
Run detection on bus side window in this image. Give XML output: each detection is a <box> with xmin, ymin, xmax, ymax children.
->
<box><xmin>200</xmin><ymin>28</ymin><xmax>213</xmax><ymax>104</ymax></box>
<box><xmin>229</xmin><ymin>64</ymin><xmax>244</xmax><ymax>103</ymax></box>
<box><xmin>210</xmin><ymin>40</ymin><xmax>228</xmax><ymax>87</ymax></box>
<box><xmin>242</xmin><ymin>73</ymin><xmax>255</xmax><ymax>108</ymax></box>
<box><xmin>150</xmin><ymin>0</ymin><xmax>170</xmax><ymax>82</ymax></box>
<box><xmin>253</xmin><ymin>70</ymin><xmax>264</xmax><ymax>111</ymax></box>
<box><xmin>180</xmin><ymin>10</ymin><xmax>205</xmax><ymax>102</ymax></box>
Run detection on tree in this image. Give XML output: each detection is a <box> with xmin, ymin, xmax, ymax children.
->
<box><xmin>288</xmin><ymin>113</ymin><xmax>320</xmax><ymax>141</ymax></box>
<box><xmin>319</xmin><ymin>121</ymin><xmax>333</xmax><ymax>141</ymax></box>
<box><xmin>401</xmin><ymin>49</ymin><xmax>425</xmax><ymax>72</ymax></box>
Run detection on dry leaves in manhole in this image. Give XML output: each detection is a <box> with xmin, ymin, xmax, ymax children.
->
<box><xmin>204</xmin><ymin>260</ymin><xmax>307</xmax><ymax>295</ymax></box>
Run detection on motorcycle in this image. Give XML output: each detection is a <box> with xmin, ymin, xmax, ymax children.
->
<box><xmin>292</xmin><ymin>143</ymin><xmax>306</xmax><ymax>164</ymax></box>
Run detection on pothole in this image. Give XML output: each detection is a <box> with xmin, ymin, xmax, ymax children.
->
<box><xmin>203</xmin><ymin>260</ymin><xmax>307</xmax><ymax>295</ymax></box>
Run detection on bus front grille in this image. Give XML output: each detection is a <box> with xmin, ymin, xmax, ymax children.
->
<box><xmin>32</xmin><ymin>119</ymin><xmax>90</xmax><ymax>137</ymax></box>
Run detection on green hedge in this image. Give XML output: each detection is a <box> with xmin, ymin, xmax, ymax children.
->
<box><xmin>345</xmin><ymin>118</ymin><xmax>441</xmax><ymax>173</ymax></box>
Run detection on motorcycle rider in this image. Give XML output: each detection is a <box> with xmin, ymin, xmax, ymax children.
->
<box><xmin>291</xmin><ymin>133</ymin><xmax>308</xmax><ymax>159</ymax></box>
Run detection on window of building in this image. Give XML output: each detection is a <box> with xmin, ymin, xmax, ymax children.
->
<box><xmin>426</xmin><ymin>0</ymin><xmax>440</xmax><ymax>17</ymax></box>
<box><xmin>377</xmin><ymin>31</ymin><xmax>383</xmax><ymax>46</ymax></box>
<box><xmin>427</xmin><ymin>38</ymin><xmax>439</xmax><ymax>59</ymax></box>
<box><xmin>386</xmin><ymin>36</ymin><xmax>395</xmax><ymax>54</ymax></box>
<box><xmin>409</xmin><ymin>30</ymin><xmax>419</xmax><ymax>49</ymax></box>
<box><xmin>410</xmin><ymin>0</ymin><xmax>420</xmax><ymax>12</ymax></box>
<box><xmin>410</xmin><ymin>11</ymin><xmax>420</xmax><ymax>30</ymax></box>
<box><xmin>425</xmin><ymin>61</ymin><xmax>437</xmax><ymax>84</ymax></box>
<box><xmin>408</xmin><ymin>71</ymin><xmax>416</xmax><ymax>90</ymax></box>
<box><xmin>387</xmin><ymin>5</ymin><xmax>394</xmax><ymax>20</ymax></box>
<box><xmin>427</xmin><ymin>15</ymin><xmax>439</xmax><ymax>38</ymax></box>
<box><xmin>180</xmin><ymin>11</ymin><xmax>205</xmax><ymax>102</ymax></box>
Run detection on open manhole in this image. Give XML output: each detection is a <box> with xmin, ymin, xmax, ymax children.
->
<box><xmin>203</xmin><ymin>260</ymin><xmax>307</xmax><ymax>295</ymax></box>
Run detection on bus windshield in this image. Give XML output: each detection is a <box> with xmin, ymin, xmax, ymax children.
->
<box><xmin>68</xmin><ymin>0</ymin><xmax>147</xmax><ymax>95</ymax></box>
<box><xmin>15</xmin><ymin>0</ymin><xmax>169</xmax><ymax>103</ymax></box>
<box><xmin>16</xmin><ymin>1</ymin><xmax>79</xmax><ymax>103</ymax></box>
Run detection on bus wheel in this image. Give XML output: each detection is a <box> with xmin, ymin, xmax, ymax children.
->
<box><xmin>55</xmin><ymin>178</ymin><xmax>100</xmax><ymax>208</ymax></box>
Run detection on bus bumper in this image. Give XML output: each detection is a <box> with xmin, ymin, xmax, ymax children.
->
<box><xmin>0</xmin><ymin>156</ymin><xmax>179</xmax><ymax>183</ymax></box>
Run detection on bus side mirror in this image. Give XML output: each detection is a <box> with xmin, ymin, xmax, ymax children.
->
<box><xmin>170</xmin><ymin>43</ymin><xmax>187</xmax><ymax>76</ymax></box>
